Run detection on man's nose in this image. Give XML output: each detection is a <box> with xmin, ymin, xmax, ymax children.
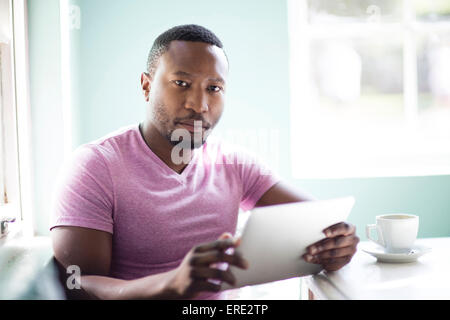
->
<box><xmin>185</xmin><ymin>88</ymin><xmax>209</xmax><ymax>113</ymax></box>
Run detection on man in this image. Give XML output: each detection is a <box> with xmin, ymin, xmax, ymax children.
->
<box><xmin>51</xmin><ymin>24</ymin><xmax>359</xmax><ymax>300</ymax></box>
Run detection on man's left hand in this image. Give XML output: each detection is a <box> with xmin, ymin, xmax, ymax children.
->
<box><xmin>303</xmin><ymin>222</ymin><xmax>359</xmax><ymax>272</ymax></box>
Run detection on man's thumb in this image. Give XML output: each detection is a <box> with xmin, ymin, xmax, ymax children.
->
<box><xmin>219</xmin><ymin>232</ymin><xmax>233</xmax><ymax>240</ymax></box>
<box><xmin>219</xmin><ymin>232</ymin><xmax>242</xmax><ymax>247</ymax></box>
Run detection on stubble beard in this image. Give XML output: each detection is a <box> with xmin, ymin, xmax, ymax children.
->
<box><xmin>151</xmin><ymin>102</ymin><xmax>210</xmax><ymax>150</ymax></box>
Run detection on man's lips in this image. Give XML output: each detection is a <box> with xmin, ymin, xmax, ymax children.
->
<box><xmin>175</xmin><ymin>120</ymin><xmax>210</xmax><ymax>132</ymax></box>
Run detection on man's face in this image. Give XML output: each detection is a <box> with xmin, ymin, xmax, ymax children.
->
<box><xmin>141</xmin><ymin>40</ymin><xmax>228</xmax><ymax>148</ymax></box>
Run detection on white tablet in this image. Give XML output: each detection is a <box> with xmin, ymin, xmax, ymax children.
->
<box><xmin>222</xmin><ymin>196</ymin><xmax>355</xmax><ymax>290</ymax></box>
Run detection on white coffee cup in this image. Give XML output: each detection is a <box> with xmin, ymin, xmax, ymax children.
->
<box><xmin>366</xmin><ymin>214</ymin><xmax>419</xmax><ymax>253</ymax></box>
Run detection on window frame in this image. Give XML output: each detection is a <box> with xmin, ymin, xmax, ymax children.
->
<box><xmin>288</xmin><ymin>0</ymin><xmax>450</xmax><ymax>179</ymax></box>
<box><xmin>0</xmin><ymin>0</ymin><xmax>33</xmax><ymax>240</ymax></box>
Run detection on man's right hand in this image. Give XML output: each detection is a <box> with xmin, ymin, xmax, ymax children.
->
<box><xmin>166</xmin><ymin>233</ymin><xmax>249</xmax><ymax>299</ymax></box>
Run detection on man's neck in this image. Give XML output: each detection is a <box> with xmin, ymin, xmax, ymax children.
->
<box><xmin>139</xmin><ymin>122</ymin><xmax>192</xmax><ymax>174</ymax></box>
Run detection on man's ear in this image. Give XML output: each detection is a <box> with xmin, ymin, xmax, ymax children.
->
<box><xmin>141</xmin><ymin>72</ymin><xmax>151</xmax><ymax>102</ymax></box>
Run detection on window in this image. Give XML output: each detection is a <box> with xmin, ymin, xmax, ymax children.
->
<box><xmin>0</xmin><ymin>0</ymin><xmax>33</xmax><ymax>238</ymax></box>
<box><xmin>0</xmin><ymin>47</ymin><xmax>7</xmax><ymax>207</ymax></box>
<box><xmin>288</xmin><ymin>0</ymin><xmax>450</xmax><ymax>178</ymax></box>
<box><xmin>0</xmin><ymin>48</ymin><xmax>4</xmax><ymax>205</ymax></box>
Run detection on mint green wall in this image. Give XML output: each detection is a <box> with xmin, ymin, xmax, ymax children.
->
<box><xmin>296</xmin><ymin>176</ymin><xmax>450</xmax><ymax>239</ymax></box>
<box><xmin>28</xmin><ymin>0</ymin><xmax>450</xmax><ymax>238</ymax></box>
<box><xmin>27</xmin><ymin>0</ymin><xmax>64</xmax><ymax>235</ymax></box>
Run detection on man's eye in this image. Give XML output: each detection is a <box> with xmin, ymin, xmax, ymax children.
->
<box><xmin>208</xmin><ymin>85</ymin><xmax>222</xmax><ymax>92</ymax></box>
<box><xmin>174</xmin><ymin>80</ymin><xmax>188</xmax><ymax>87</ymax></box>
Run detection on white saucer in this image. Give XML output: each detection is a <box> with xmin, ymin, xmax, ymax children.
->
<box><xmin>361</xmin><ymin>243</ymin><xmax>432</xmax><ymax>263</ymax></box>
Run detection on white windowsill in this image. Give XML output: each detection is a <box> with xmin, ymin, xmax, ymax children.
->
<box><xmin>0</xmin><ymin>202</ymin><xmax>33</xmax><ymax>246</ymax></box>
<box><xmin>0</xmin><ymin>220</ymin><xmax>25</xmax><ymax>247</ymax></box>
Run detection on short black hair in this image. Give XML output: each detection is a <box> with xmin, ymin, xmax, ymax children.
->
<box><xmin>146</xmin><ymin>24</ymin><xmax>225</xmax><ymax>77</ymax></box>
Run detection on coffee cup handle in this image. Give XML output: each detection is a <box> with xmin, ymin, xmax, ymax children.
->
<box><xmin>366</xmin><ymin>224</ymin><xmax>385</xmax><ymax>247</ymax></box>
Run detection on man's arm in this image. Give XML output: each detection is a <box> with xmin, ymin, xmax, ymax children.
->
<box><xmin>254</xmin><ymin>181</ymin><xmax>359</xmax><ymax>272</ymax></box>
<box><xmin>51</xmin><ymin>226</ymin><xmax>173</xmax><ymax>299</ymax></box>
<box><xmin>255</xmin><ymin>181</ymin><xmax>316</xmax><ymax>207</ymax></box>
<box><xmin>52</xmin><ymin>226</ymin><xmax>248</xmax><ymax>300</ymax></box>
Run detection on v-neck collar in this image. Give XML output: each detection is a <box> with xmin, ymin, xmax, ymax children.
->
<box><xmin>134</xmin><ymin>123</ymin><xmax>199</xmax><ymax>181</ymax></box>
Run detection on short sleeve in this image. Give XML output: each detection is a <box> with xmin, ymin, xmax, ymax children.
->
<box><xmin>234</xmin><ymin>149</ymin><xmax>281</xmax><ymax>212</ymax></box>
<box><xmin>49</xmin><ymin>144</ymin><xmax>114</xmax><ymax>234</ymax></box>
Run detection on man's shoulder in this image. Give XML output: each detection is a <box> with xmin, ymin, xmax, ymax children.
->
<box><xmin>87</xmin><ymin>123</ymin><xmax>138</xmax><ymax>150</ymax></box>
<box><xmin>68</xmin><ymin>124</ymin><xmax>138</xmax><ymax>167</ymax></box>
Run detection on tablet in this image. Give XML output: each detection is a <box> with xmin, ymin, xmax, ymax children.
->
<box><xmin>222</xmin><ymin>196</ymin><xmax>355</xmax><ymax>290</ymax></box>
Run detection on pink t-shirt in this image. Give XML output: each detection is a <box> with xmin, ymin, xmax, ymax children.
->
<box><xmin>50</xmin><ymin>123</ymin><xmax>280</xmax><ymax>298</ymax></box>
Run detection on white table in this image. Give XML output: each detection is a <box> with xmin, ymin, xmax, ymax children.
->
<box><xmin>303</xmin><ymin>237</ymin><xmax>450</xmax><ymax>300</ymax></box>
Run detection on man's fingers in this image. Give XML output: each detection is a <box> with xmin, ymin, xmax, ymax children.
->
<box><xmin>323</xmin><ymin>222</ymin><xmax>356</xmax><ymax>237</ymax></box>
<box><xmin>314</xmin><ymin>245</ymin><xmax>357</xmax><ymax>260</ymax></box>
<box><xmin>303</xmin><ymin>254</ymin><xmax>353</xmax><ymax>269</ymax></box>
<box><xmin>190</xmin><ymin>267</ymin><xmax>237</xmax><ymax>285</ymax></box>
<box><xmin>190</xmin><ymin>250</ymin><xmax>249</xmax><ymax>269</ymax></box>
<box><xmin>194</xmin><ymin>238</ymin><xmax>237</xmax><ymax>253</ymax></box>
<box><xmin>302</xmin><ymin>223</ymin><xmax>358</xmax><ymax>272</ymax></box>
<box><xmin>320</xmin><ymin>256</ymin><xmax>353</xmax><ymax>272</ymax></box>
<box><xmin>192</xmin><ymin>280</ymin><xmax>222</xmax><ymax>293</ymax></box>
<box><xmin>307</xmin><ymin>235</ymin><xmax>359</xmax><ymax>255</ymax></box>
